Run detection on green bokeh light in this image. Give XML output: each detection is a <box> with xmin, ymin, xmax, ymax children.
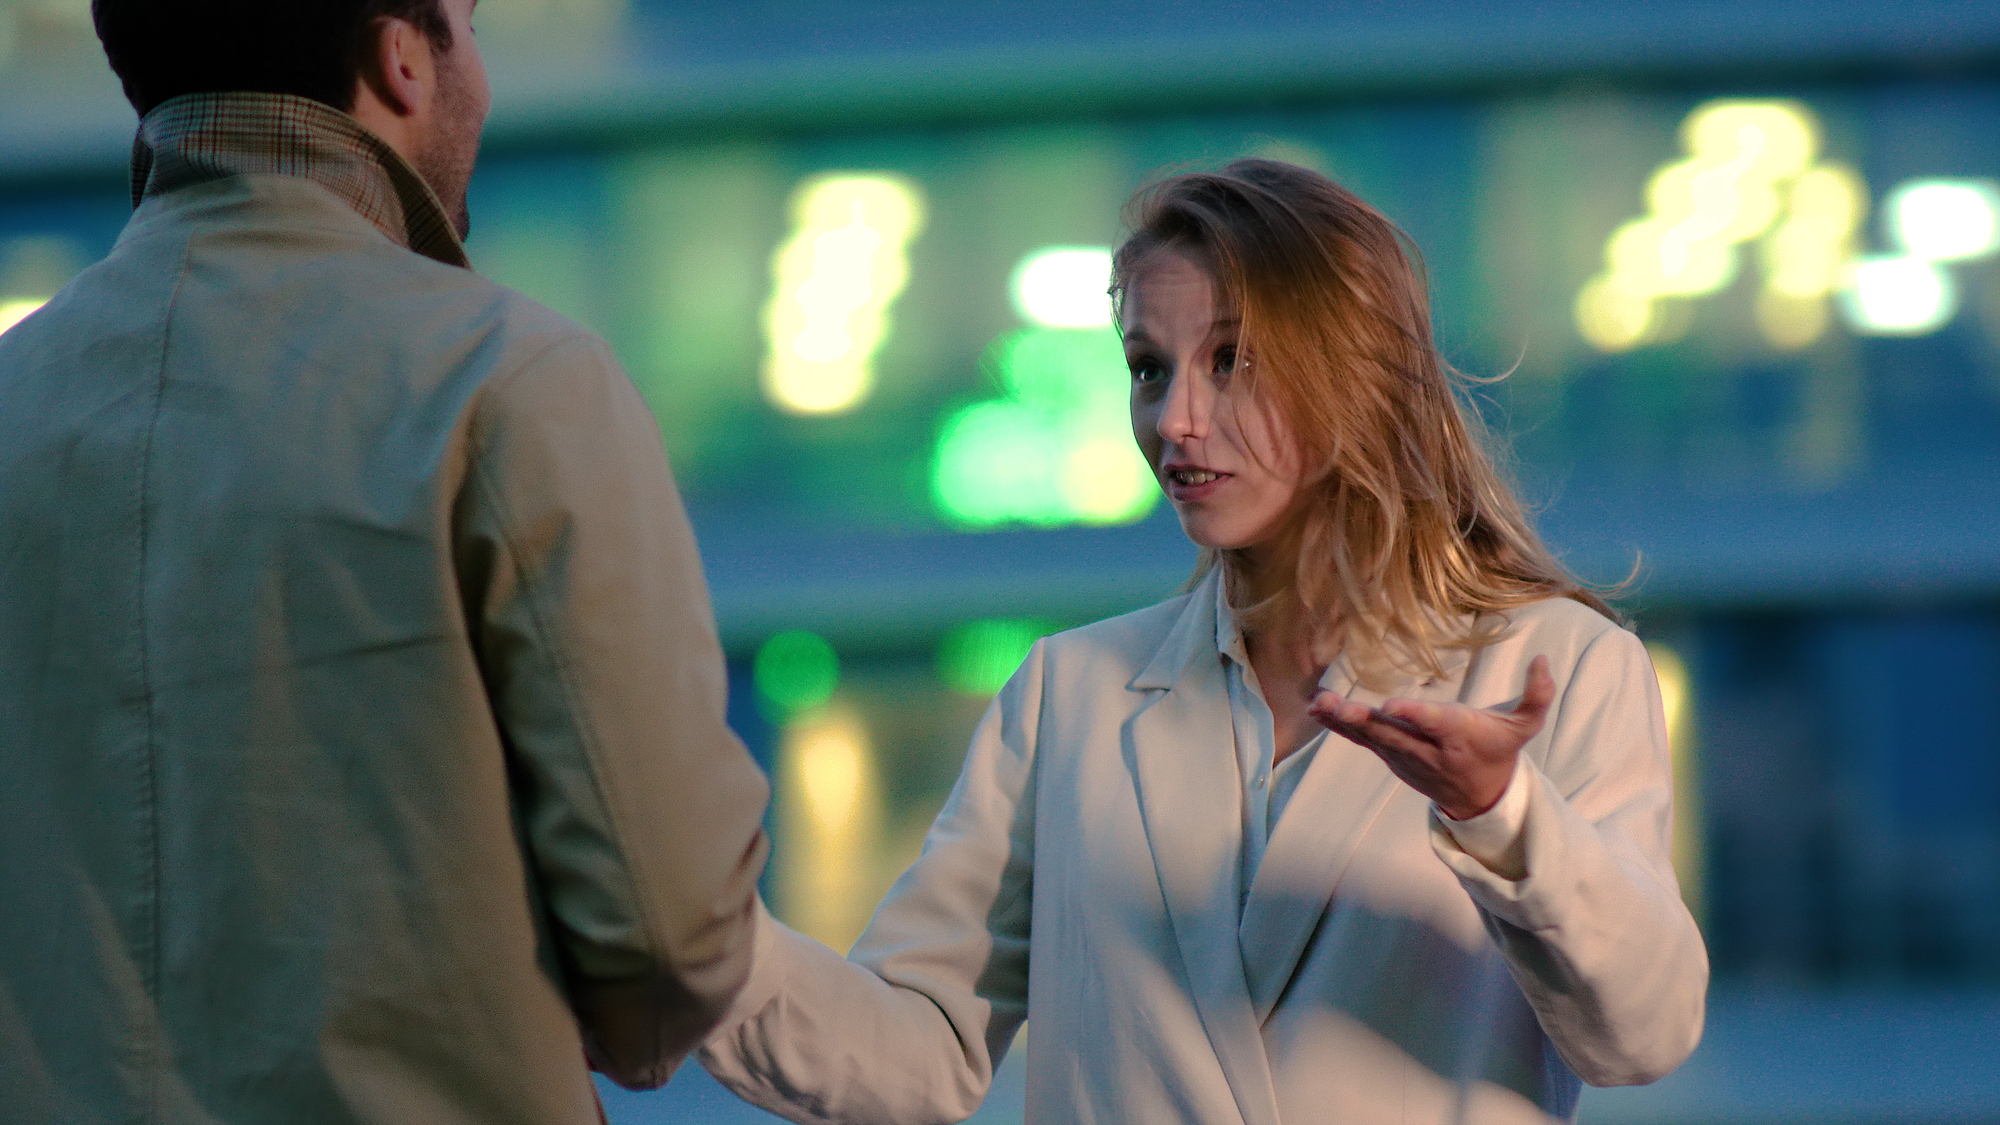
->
<box><xmin>931</xmin><ymin>324</ymin><xmax>1159</xmax><ymax>529</ymax></box>
<box><xmin>938</xmin><ymin>618</ymin><xmax>1059</xmax><ymax>696</ymax></box>
<box><xmin>995</xmin><ymin>323</ymin><xmax>1121</xmax><ymax>411</ymax></box>
<box><xmin>755</xmin><ymin>630</ymin><xmax>839</xmax><ymax>715</ymax></box>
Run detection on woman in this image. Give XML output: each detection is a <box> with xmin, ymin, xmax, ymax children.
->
<box><xmin>699</xmin><ymin>160</ymin><xmax>1707</xmax><ymax>1125</ymax></box>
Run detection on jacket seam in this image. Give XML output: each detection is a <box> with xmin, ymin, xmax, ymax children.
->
<box><xmin>463</xmin><ymin>336</ymin><xmax>671</xmax><ymax>983</ymax></box>
<box><xmin>135</xmin><ymin>235</ymin><xmax>192</xmax><ymax>1125</ymax></box>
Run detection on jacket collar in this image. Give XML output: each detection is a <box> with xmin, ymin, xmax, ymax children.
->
<box><xmin>1129</xmin><ymin>567</ymin><xmax>1223</xmax><ymax>692</ymax></box>
<box><xmin>1124</xmin><ymin>571</ymin><xmax>1280</xmax><ymax>1125</ymax></box>
<box><xmin>1128</xmin><ymin>565</ymin><xmax>1481</xmax><ymax>1028</ymax></box>
<box><xmin>130</xmin><ymin>92</ymin><xmax>470</xmax><ymax>269</ymax></box>
<box><xmin>1132</xmin><ymin>565</ymin><xmax>1473</xmax><ymax>699</ymax></box>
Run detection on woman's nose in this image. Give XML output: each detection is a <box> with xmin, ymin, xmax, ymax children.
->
<box><xmin>1157</xmin><ymin>366</ymin><xmax>1211</xmax><ymax>443</ymax></box>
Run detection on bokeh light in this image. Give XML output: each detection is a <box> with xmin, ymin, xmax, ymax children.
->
<box><xmin>1755</xmin><ymin>163</ymin><xmax>1866</xmax><ymax>349</ymax></box>
<box><xmin>761</xmin><ymin>174</ymin><xmax>926</xmax><ymax>414</ymax></box>
<box><xmin>0</xmin><ymin>297</ymin><xmax>44</xmax><ymax>336</ymax></box>
<box><xmin>932</xmin><ymin>323</ymin><xmax>1156</xmax><ymax>528</ymax></box>
<box><xmin>753</xmin><ymin>630</ymin><xmax>840</xmax><ymax>716</ymax></box>
<box><xmin>931</xmin><ymin>246</ymin><xmax>1159</xmax><ymax>530</ymax></box>
<box><xmin>1886</xmin><ymin>178</ymin><xmax>2000</xmax><ymax>263</ymax></box>
<box><xmin>1839</xmin><ymin>255</ymin><xmax>1957</xmax><ymax>335</ymax></box>
<box><xmin>775</xmin><ymin>704</ymin><xmax>880</xmax><ymax>951</ymax></box>
<box><xmin>1647</xmin><ymin>642</ymin><xmax>1704</xmax><ymax>920</ymax></box>
<box><xmin>1010</xmin><ymin>247</ymin><xmax>1114</xmax><ymax>328</ymax></box>
<box><xmin>1578</xmin><ymin>99</ymin><xmax>1832</xmax><ymax>352</ymax></box>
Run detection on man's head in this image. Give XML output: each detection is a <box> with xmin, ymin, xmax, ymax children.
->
<box><xmin>93</xmin><ymin>0</ymin><xmax>489</xmax><ymax>237</ymax></box>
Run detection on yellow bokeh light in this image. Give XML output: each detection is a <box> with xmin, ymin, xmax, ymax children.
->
<box><xmin>1682</xmin><ymin>100</ymin><xmax>1817</xmax><ymax>181</ymax></box>
<box><xmin>776</xmin><ymin>704</ymin><xmax>883</xmax><ymax>952</ymax></box>
<box><xmin>1646</xmin><ymin>642</ymin><xmax>1703</xmax><ymax>921</ymax></box>
<box><xmin>0</xmin><ymin>297</ymin><xmax>47</xmax><ymax>336</ymax></box>
<box><xmin>762</xmin><ymin>174</ymin><xmax>926</xmax><ymax>415</ymax></box>
<box><xmin>1058</xmin><ymin>434</ymin><xmax>1155</xmax><ymax>521</ymax></box>
<box><xmin>1573</xmin><ymin>276</ymin><xmax>1658</xmax><ymax>353</ymax></box>
<box><xmin>1755</xmin><ymin>290</ymin><xmax>1830</xmax><ymax>351</ymax></box>
<box><xmin>798</xmin><ymin>724</ymin><xmax>864</xmax><ymax>834</ymax></box>
<box><xmin>1754</xmin><ymin>163</ymin><xmax>1865</xmax><ymax>348</ymax></box>
<box><xmin>1578</xmin><ymin>99</ymin><xmax>1833</xmax><ymax>352</ymax></box>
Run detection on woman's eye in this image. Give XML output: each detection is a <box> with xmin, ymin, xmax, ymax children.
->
<box><xmin>1213</xmin><ymin>345</ymin><xmax>1239</xmax><ymax>376</ymax></box>
<box><xmin>1129</xmin><ymin>361</ymin><xmax>1166</xmax><ymax>385</ymax></box>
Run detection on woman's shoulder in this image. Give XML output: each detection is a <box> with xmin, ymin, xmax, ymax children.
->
<box><xmin>1037</xmin><ymin>589</ymin><xmax>1197</xmax><ymax>675</ymax></box>
<box><xmin>1488</xmin><ymin>594</ymin><xmax>1638</xmax><ymax>665</ymax></box>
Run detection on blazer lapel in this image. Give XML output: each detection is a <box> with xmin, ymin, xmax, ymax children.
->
<box><xmin>1126</xmin><ymin>576</ymin><xmax>1281</xmax><ymax>1125</ymax></box>
<box><xmin>1236</xmin><ymin>657</ymin><xmax>1460</xmax><ymax>1022</ymax></box>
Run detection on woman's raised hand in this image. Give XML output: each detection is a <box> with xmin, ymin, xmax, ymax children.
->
<box><xmin>1306</xmin><ymin>656</ymin><xmax>1554</xmax><ymax>821</ymax></box>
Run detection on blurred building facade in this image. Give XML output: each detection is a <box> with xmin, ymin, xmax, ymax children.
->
<box><xmin>5</xmin><ymin>0</ymin><xmax>2000</xmax><ymax>1005</ymax></box>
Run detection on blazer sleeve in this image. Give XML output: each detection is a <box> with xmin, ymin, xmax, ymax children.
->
<box><xmin>1429</xmin><ymin>626</ymin><xmax>1709</xmax><ymax>1087</ymax></box>
<box><xmin>696</xmin><ymin>637</ymin><xmax>1044</xmax><ymax>1125</ymax></box>
<box><xmin>458</xmin><ymin>332</ymin><xmax>771</xmax><ymax>1090</ymax></box>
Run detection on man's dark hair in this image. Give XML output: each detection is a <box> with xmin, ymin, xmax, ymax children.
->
<box><xmin>92</xmin><ymin>0</ymin><xmax>453</xmax><ymax>117</ymax></box>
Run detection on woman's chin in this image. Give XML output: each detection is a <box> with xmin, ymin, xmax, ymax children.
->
<box><xmin>1173</xmin><ymin>506</ymin><xmax>1299</xmax><ymax>557</ymax></box>
<box><xmin>1173</xmin><ymin>514</ymin><xmax>1258</xmax><ymax>553</ymax></box>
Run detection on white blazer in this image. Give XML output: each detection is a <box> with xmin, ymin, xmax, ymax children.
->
<box><xmin>701</xmin><ymin>571</ymin><xmax>1708</xmax><ymax>1124</ymax></box>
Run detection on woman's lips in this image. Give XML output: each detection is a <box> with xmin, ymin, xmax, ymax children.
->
<box><xmin>1164</xmin><ymin>465</ymin><xmax>1230</xmax><ymax>502</ymax></box>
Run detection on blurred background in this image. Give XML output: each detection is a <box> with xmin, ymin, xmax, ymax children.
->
<box><xmin>5</xmin><ymin>0</ymin><xmax>1999</xmax><ymax>1120</ymax></box>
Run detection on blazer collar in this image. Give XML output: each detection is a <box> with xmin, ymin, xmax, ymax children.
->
<box><xmin>1129</xmin><ymin>567</ymin><xmax>1224</xmax><ymax>693</ymax></box>
<box><xmin>1130</xmin><ymin>570</ymin><xmax>1485</xmax><ymax>1029</ymax></box>
<box><xmin>1235</xmin><ymin>650</ymin><xmax>1468</xmax><ymax>1023</ymax></box>
<box><xmin>1132</xmin><ymin>567</ymin><xmax>1475</xmax><ymax>698</ymax></box>
<box><xmin>1125</xmin><ymin>567</ymin><xmax>1280</xmax><ymax>1125</ymax></box>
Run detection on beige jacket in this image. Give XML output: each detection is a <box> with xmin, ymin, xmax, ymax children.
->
<box><xmin>0</xmin><ymin>95</ymin><xmax>768</xmax><ymax>1124</ymax></box>
<box><xmin>701</xmin><ymin>572</ymin><xmax>1708</xmax><ymax>1124</ymax></box>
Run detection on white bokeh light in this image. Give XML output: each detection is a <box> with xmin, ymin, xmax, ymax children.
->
<box><xmin>1839</xmin><ymin>255</ymin><xmax>1956</xmax><ymax>335</ymax></box>
<box><xmin>1010</xmin><ymin>247</ymin><xmax>1113</xmax><ymax>328</ymax></box>
<box><xmin>1888</xmin><ymin>178</ymin><xmax>2000</xmax><ymax>263</ymax></box>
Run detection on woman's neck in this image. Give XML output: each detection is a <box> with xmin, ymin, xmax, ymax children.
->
<box><xmin>1231</xmin><ymin>537</ymin><xmax>1294</xmax><ymax>608</ymax></box>
<box><xmin>1228</xmin><ymin>551</ymin><xmax>1328</xmax><ymax>764</ymax></box>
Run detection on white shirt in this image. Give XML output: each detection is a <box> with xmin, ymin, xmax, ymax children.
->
<box><xmin>1213</xmin><ymin>578</ymin><xmax>1531</xmax><ymax>893</ymax></box>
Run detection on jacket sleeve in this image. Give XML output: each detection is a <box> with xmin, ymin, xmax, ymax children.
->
<box><xmin>458</xmin><ymin>332</ymin><xmax>771</xmax><ymax>1090</ymax></box>
<box><xmin>1430</xmin><ymin>626</ymin><xmax>1709</xmax><ymax>1087</ymax></box>
<box><xmin>696</xmin><ymin>638</ymin><xmax>1044</xmax><ymax>1125</ymax></box>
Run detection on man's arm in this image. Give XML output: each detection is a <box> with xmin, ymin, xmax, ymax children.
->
<box><xmin>458</xmin><ymin>331</ymin><xmax>770</xmax><ymax>1089</ymax></box>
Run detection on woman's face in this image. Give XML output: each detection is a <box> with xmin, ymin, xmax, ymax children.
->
<box><xmin>1125</xmin><ymin>249</ymin><xmax>1304</xmax><ymax>554</ymax></box>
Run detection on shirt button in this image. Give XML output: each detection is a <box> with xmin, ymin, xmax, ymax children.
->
<box><xmin>1255</xmin><ymin>774</ymin><xmax>1268</xmax><ymax>789</ymax></box>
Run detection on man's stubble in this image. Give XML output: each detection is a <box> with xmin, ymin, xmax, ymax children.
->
<box><xmin>413</xmin><ymin>53</ymin><xmax>484</xmax><ymax>240</ymax></box>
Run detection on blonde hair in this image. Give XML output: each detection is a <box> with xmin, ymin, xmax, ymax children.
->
<box><xmin>1112</xmin><ymin>159</ymin><xmax>1618</xmax><ymax>685</ymax></box>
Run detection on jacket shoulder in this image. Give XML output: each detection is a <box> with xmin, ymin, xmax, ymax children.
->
<box><xmin>1040</xmin><ymin>592</ymin><xmax>1193</xmax><ymax>676</ymax></box>
<box><xmin>148</xmin><ymin>173</ymin><xmax>601</xmax><ymax>362</ymax></box>
<box><xmin>1491</xmin><ymin>595</ymin><xmax>1637</xmax><ymax>667</ymax></box>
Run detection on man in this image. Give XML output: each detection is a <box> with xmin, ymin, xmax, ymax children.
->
<box><xmin>0</xmin><ymin>1</ymin><xmax>770</xmax><ymax>1120</ymax></box>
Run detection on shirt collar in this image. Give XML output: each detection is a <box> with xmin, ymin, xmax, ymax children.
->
<box><xmin>1213</xmin><ymin>570</ymin><xmax>1251</xmax><ymax>668</ymax></box>
<box><xmin>130</xmin><ymin>91</ymin><xmax>470</xmax><ymax>269</ymax></box>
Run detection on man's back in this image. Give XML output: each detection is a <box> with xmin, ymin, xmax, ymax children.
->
<box><xmin>0</xmin><ymin>103</ymin><xmax>768</xmax><ymax>1124</ymax></box>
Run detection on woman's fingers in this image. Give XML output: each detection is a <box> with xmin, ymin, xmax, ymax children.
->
<box><xmin>1378</xmin><ymin>699</ymin><xmax>1447</xmax><ymax>742</ymax></box>
<box><xmin>1309</xmin><ymin>662</ymin><xmax>1551</xmax><ymax>816</ymax></box>
<box><xmin>1309</xmin><ymin>696</ymin><xmax>1441</xmax><ymax>760</ymax></box>
<box><xmin>1307</xmin><ymin>692</ymin><xmax>1366</xmax><ymax>728</ymax></box>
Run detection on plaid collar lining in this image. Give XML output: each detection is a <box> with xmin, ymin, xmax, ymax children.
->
<box><xmin>131</xmin><ymin>92</ymin><xmax>470</xmax><ymax>269</ymax></box>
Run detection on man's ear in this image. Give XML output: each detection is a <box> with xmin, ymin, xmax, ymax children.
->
<box><xmin>352</xmin><ymin>16</ymin><xmax>436</xmax><ymax>120</ymax></box>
